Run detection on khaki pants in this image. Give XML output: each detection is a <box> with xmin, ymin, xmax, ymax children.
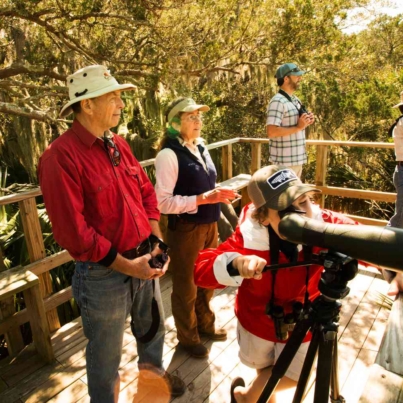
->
<box><xmin>166</xmin><ymin>219</ymin><xmax>218</xmax><ymax>346</ymax></box>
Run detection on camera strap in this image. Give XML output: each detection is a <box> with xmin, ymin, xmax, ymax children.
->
<box><xmin>268</xmin><ymin>224</ymin><xmax>311</xmax><ymax>315</ymax></box>
<box><xmin>130</xmin><ymin>279</ymin><xmax>161</xmax><ymax>344</ymax></box>
<box><xmin>302</xmin><ymin>245</ymin><xmax>313</xmax><ymax>310</ymax></box>
<box><xmin>267</xmin><ymin>225</ymin><xmax>279</xmax><ymax>316</ymax></box>
<box><xmin>388</xmin><ymin>114</ymin><xmax>403</xmax><ymax>137</ymax></box>
<box><xmin>278</xmin><ymin>89</ymin><xmax>304</xmax><ymax>115</ymax></box>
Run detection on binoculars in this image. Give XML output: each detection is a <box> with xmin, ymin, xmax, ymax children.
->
<box><xmin>266</xmin><ymin>301</ymin><xmax>304</xmax><ymax>341</ymax></box>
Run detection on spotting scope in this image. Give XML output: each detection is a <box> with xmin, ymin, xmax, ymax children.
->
<box><xmin>278</xmin><ymin>213</ymin><xmax>403</xmax><ymax>272</ymax></box>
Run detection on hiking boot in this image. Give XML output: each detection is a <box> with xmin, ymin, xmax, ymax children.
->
<box><xmin>199</xmin><ymin>328</ymin><xmax>227</xmax><ymax>341</ymax></box>
<box><xmin>138</xmin><ymin>371</ymin><xmax>186</xmax><ymax>397</ymax></box>
<box><xmin>163</xmin><ymin>372</ymin><xmax>186</xmax><ymax>397</ymax></box>
<box><xmin>179</xmin><ymin>342</ymin><xmax>209</xmax><ymax>358</ymax></box>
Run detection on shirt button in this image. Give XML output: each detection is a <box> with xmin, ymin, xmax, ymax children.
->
<box><xmin>116</xmin><ymin>174</ymin><xmax>120</xmax><ymax>178</ymax></box>
<box><xmin>134</xmin><ymin>213</ymin><xmax>138</xmax><ymax>217</ymax></box>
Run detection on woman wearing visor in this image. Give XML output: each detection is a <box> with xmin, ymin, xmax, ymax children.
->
<box><xmin>154</xmin><ymin>97</ymin><xmax>238</xmax><ymax>358</ymax></box>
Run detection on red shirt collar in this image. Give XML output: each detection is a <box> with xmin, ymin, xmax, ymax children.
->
<box><xmin>70</xmin><ymin>119</ymin><xmax>102</xmax><ymax>149</ymax></box>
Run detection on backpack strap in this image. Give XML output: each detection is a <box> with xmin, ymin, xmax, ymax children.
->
<box><xmin>388</xmin><ymin>115</ymin><xmax>403</xmax><ymax>137</ymax></box>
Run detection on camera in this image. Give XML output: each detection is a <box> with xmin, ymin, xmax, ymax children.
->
<box><xmin>298</xmin><ymin>104</ymin><xmax>310</xmax><ymax>117</ymax></box>
<box><xmin>148</xmin><ymin>234</ymin><xmax>169</xmax><ymax>269</ymax></box>
<box><xmin>149</xmin><ymin>252</ymin><xmax>169</xmax><ymax>269</ymax></box>
<box><xmin>317</xmin><ymin>250</ymin><xmax>358</xmax><ymax>300</ymax></box>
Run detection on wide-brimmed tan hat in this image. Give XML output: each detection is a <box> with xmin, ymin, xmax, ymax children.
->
<box><xmin>60</xmin><ymin>65</ymin><xmax>136</xmax><ymax>118</ymax></box>
<box><xmin>393</xmin><ymin>91</ymin><xmax>403</xmax><ymax>108</ymax></box>
<box><xmin>167</xmin><ymin>98</ymin><xmax>210</xmax><ymax>122</ymax></box>
<box><xmin>247</xmin><ymin>165</ymin><xmax>321</xmax><ymax>210</ymax></box>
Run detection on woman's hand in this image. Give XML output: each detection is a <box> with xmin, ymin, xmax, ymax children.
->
<box><xmin>197</xmin><ymin>187</ymin><xmax>240</xmax><ymax>205</ymax></box>
<box><xmin>232</xmin><ymin>255</ymin><xmax>266</xmax><ymax>279</ymax></box>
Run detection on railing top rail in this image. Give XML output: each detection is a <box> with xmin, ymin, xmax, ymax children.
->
<box><xmin>0</xmin><ymin>188</ymin><xmax>42</xmax><ymax>207</ymax></box>
<box><xmin>140</xmin><ymin>158</ymin><xmax>156</xmax><ymax>168</ymax></box>
<box><xmin>205</xmin><ymin>137</ymin><xmax>241</xmax><ymax>150</ymax></box>
<box><xmin>306</xmin><ymin>140</ymin><xmax>393</xmax><ymax>148</ymax></box>
<box><xmin>0</xmin><ymin>138</ymin><xmax>394</xmax><ymax>206</ymax></box>
<box><xmin>239</xmin><ymin>138</ymin><xmax>393</xmax><ymax>148</ymax></box>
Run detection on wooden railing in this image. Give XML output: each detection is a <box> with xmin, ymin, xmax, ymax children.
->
<box><xmin>0</xmin><ymin>138</ymin><xmax>396</xmax><ymax>360</ymax></box>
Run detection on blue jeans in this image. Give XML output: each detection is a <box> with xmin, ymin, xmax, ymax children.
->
<box><xmin>388</xmin><ymin>164</ymin><xmax>403</xmax><ymax>228</ymax></box>
<box><xmin>72</xmin><ymin>262</ymin><xmax>165</xmax><ymax>403</ymax></box>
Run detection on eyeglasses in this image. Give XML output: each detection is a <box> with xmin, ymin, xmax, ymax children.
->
<box><xmin>103</xmin><ymin>137</ymin><xmax>121</xmax><ymax>167</ymax></box>
<box><xmin>284</xmin><ymin>67</ymin><xmax>301</xmax><ymax>77</ymax></box>
<box><xmin>182</xmin><ymin>114</ymin><xmax>203</xmax><ymax>123</ymax></box>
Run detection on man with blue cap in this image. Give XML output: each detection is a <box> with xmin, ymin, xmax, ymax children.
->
<box><xmin>266</xmin><ymin>63</ymin><xmax>315</xmax><ymax>177</ymax></box>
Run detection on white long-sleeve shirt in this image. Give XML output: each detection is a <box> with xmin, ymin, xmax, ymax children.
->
<box><xmin>154</xmin><ymin>137</ymin><xmax>208</xmax><ymax>215</ymax></box>
<box><xmin>394</xmin><ymin>117</ymin><xmax>403</xmax><ymax>161</ymax></box>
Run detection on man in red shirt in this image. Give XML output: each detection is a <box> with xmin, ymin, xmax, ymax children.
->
<box><xmin>38</xmin><ymin>65</ymin><xmax>185</xmax><ymax>402</ymax></box>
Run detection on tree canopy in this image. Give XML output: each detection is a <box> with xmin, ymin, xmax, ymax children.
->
<box><xmin>0</xmin><ymin>0</ymin><xmax>402</xmax><ymax>194</ymax></box>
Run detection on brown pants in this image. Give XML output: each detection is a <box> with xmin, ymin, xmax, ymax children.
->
<box><xmin>166</xmin><ymin>219</ymin><xmax>218</xmax><ymax>346</ymax></box>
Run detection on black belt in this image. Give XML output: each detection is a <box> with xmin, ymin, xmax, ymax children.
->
<box><xmin>122</xmin><ymin>237</ymin><xmax>151</xmax><ymax>260</ymax></box>
<box><xmin>397</xmin><ymin>161</ymin><xmax>403</xmax><ymax>166</ymax></box>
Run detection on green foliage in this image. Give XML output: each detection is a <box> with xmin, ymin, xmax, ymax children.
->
<box><xmin>0</xmin><ymin>1</ymin><xmax>401</xmax><ymax>209</ymax></box>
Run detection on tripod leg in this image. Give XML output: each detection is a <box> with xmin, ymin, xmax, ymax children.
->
<box><xmin>257</xmin><ymin>319</ymin><xmax>312</xmax><ymax>403</ymax></box>
<box><xmin>330</xmin><ymin>338</ymin><xmax>345</xmax><ymax>403</ymax></box>
<box><xmin>292</xmin><ymin>325</ymin><xmax>321</xmax><ymax>403</ymax></box>
<box><xmin>314</xmin><ymin>329</ymin><xmax>336</xmax><ymax>403</ymax></box>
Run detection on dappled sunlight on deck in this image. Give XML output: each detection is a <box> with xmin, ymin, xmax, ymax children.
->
<box><xmin>0</xmin><ymin>266</ymin><xmax>396</xmax><ymax>402</ymax></box>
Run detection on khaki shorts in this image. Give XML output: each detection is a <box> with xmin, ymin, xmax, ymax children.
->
<box><xmin>237</xmin><ymin>321</ymin><xmax>310</xmax><ymax>382</ymax></box>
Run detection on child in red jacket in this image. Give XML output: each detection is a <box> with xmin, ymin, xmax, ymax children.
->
<box><xmin>195</xmin><ymin>165</ymin><xmax>360</xmax><ymax>402</ymax></box>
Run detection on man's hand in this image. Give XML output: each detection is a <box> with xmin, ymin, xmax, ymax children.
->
<box><xmin>197</xmin><ymin>187</ymin><xmax>240</xmax><ymax>205</ymax></box>
<box><xmin>297</xmin><ymin>112</ymin><xmax>315</xmax><ymax>130</ymax></box>
<box><xmin>148</xmin><ymin>242</ymin><xmax>170</xmax><ymax>279</ymax></box>
<box><xmin>127</xmin><ymin>254</ymin><xmax>168</xmax><ymax>280</ymax></box>
<box><xmin>232</xmin><ymin>255</ymin><xmax>266</xmax><ymax>279</ymax></box>
<box><xmin>387</xmin><ymin>272</ymin><xmax>403</xmax><ymax>296</ymax></box>
<box><xmin>110</xmin><ymin>252</ymin><xmax>168</xmax><ymax>280</ymax></box>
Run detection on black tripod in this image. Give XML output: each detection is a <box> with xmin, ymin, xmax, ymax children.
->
<box><xmin>257</xmin><ymin>293</ymin><xmax>344</xmax><ymax>403</ymax></box>
<box><xmin>254</xmin><ymin>250</ymin><xmax>358</xmax><ymax>403</ymax></box>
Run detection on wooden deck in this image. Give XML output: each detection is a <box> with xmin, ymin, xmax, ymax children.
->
<box><xmin>0</xmin><ymin>265</ymin><xmax>393</xmax><ymax>403</ymax></box>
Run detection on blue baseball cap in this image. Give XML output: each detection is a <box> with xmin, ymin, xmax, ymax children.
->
<box><xmin>275</xmin><ymin>63</ymin><xmax>305</xmax><ymax>80</ymax></box>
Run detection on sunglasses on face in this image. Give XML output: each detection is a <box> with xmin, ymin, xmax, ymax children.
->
<box><xmin>103</xmin><ymin>137</ymin><xmax>121</xmax><ymax>167</ymax></box>
<box><xmin>182</xmin><ymin>114</ymin><xmax>203</xmax><ymax>123</ymax></box>
<box><xmin>284</xmin><ymin>67</ymin><xmax>301</xmax><ymax>76</ymax></box>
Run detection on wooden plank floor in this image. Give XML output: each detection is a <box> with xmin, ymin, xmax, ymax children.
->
<box><xmin>0</xmin><ymin>266</ymin><xmax>393</xmax><ymax>403</ymax></box>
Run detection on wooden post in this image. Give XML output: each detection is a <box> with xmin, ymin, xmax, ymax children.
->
<box><xmin>23</xmin><ymin>282</ymin><xmax>54</xmax><ymax>363</ymax></box>
<box><xmin>221</xmin><ymin>144</ymin><xmax>233</xmax><ymax>181</ymax></box>
<box><xmin>251</xmin><ymin>143</ymin><xmax>262</xmax><ymax>174</ymax></box>
<box><xmin>0</xmin><ymin>299</ymin><xmax>25</xmax><ymax>357</ymax></box>
<box><xmin>0</xmin><ymin>266</ymin><xmax>54</xmax><ymax>362</ymax></box>
<box><xmin>0</xmin><ymin>244</ymin><xmax>25</xmax><ymax>356</ymax></box>
<box><xmin>241</xmin><ymin>187</ymin><xmax>251</xmax><ymax>208</ymax></box>
<box><xmin>315</xmin><ymin>145</ymin><xmax>328</xmax><ymax>208</ymax></box>
<box><xmin>19</xmin><ymin>198</ymin><xmax>60</xmax><ymax>332</ymax></box>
